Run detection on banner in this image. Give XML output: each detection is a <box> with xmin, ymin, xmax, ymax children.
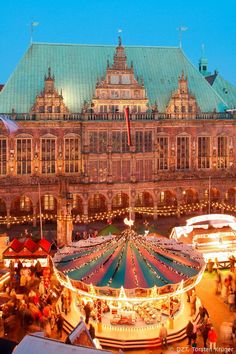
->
<box><xmin>124</xmin><ymin>107</ymin><xmax>131</xmax><ymax>146</ymax></box>
<box><xmin>0</xmin><ymin>115</ymin><xmax>19</xmax><ymax>134</ymax></box>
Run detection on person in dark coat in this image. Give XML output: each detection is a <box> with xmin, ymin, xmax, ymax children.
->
<box><xmin>88</xmin><ymin>322</ymin><xmax>95</xmax><ymax>339</ymax></box>
<box><xmin>200</xmin><ymin>321</ymin><xmax>211</xmax><ymax>348</ymax></box>
<box><xmin>199</xmin><ymin>305</ymin><xmax>209</xmax><ymax>323</ymax></box>
<box><xmin>56</xmin><ymin>313</ymin><xmax>64</xmax><ymax>338</ymax></box>
<box><xmin>186</xmin><ymin>320</ymin><xmax>194</xmax><ymax>345</ymax></box>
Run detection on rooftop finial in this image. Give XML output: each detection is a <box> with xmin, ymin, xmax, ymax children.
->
<box><xmin>177</xmin><ymin>26</ymin><xmax>188</xmax><ymax>48</ymax></box>
<box><xmin>48</xmin><ymin>67</ymin><xmax>51</xmax><ymax>79</ymax></box>
<box><xmin>118</xmin><ymin>29</ymin><xmax>122</xmax><ymax>46</ymax></box>
<box><xmin>201</xmin><ymin>43</ymin><xmax>205</xmax><ymax>58</ymax></box>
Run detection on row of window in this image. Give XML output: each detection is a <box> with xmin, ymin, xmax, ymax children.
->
<box><xmin>98</xmin><ymin>105</ymin><xmax>142</xmax><ymax>113</ymax></box>
<box><xmin>8</xmin><ymin>189</ymin><xmax>235</xmax><ymax>215</ymax></box>
<box><xmin>0</xmin><ymin>136</ymin><xmax>229</xmax><ymax>175</ymax></box>
<box><xmin>98</xmin><ymin>89</ymin><xmax>141</xmax><ymax>99</ymax></box>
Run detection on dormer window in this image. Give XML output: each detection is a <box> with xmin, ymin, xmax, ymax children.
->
<box><xmin>110</xmin><ymin>75</ymin><xmax>119</xmax><ymax>84</ymax></box>
<box><xmin>111</xmin><ymin>90</ymin><xmax>119</xmax><ymax>98</ymax></box>
<box><xmin>100</xmin><ymin>91</ymin><xmax>107</xmax><ymax>99</ymax></box>
<box><xmin>134</xmin><ymin>90</ymin><xmax>140</xmax><ymax>98</ymax></box>
<box><xmin>121</xmin><ymin>75</ymin><xmax>130</xmax><ymax>84</ymax></box>
<box><xmin>121</xmin><ymin>91</ymin><xmax>130</xmax><ymax>99</ymax></box>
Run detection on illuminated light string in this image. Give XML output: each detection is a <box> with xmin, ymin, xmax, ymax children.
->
<box><xmin>52</xmin><ymin>257</ymin><xmax>205</xmax><ymax>303</ymax></box>
<box><xmin>52</xmin><ymin>234</ymin><xmax>206</xmax><ymax>302</ymax></box>
<box><xmin>0</xmin><ymin>201</ymin><xmax>234</xmax><ymax>225</ymax></box>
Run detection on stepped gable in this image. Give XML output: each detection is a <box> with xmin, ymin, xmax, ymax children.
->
<box><xmin>30</xmin><ymin>67</ymin><xmax>69</xmax><ymax>118</ymax></box>
<box><xmin>91</xmin><ymin>36</ymin><xmax>148</xmax><ymax>114</ymax></box>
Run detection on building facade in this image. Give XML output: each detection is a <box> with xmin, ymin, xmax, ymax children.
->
<box><xmin>0</xmin><ymin>38</ymin><xmax>236</xmax><ymax>244</ymax></box>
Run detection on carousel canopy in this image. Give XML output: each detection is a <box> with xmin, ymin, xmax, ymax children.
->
<box><xmin>56</xmin><ymin>231</ymin><xmax>204</xmax><ymax>290</ymax></box>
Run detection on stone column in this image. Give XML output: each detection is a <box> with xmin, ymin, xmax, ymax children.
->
<box><xmin>56</xmin><ymin>201</ymin><xmax>73</xmax><ymax>246</ymax></box>
<box><xmin>33</xmin><ymin>205</ymin><xmax>37</xmax><ymax>227</ymax></box>
<box><xmin>6</xmin><ymin>206</ymin><xmax>11</xmax><ymax>230</ymax></box>
<box><xmin>153</xmin><ymin>198</ymin><xmax>158</xmax><ymax>220</ymax></box>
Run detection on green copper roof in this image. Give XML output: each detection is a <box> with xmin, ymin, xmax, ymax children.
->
<box><xmin>0</xmin><ymin>42</ymin><xmax>229</xmax><ymax>113</ymax></box>
<box><xmin>210</xmin><ymin>73</ymin><xmax>236</xmax><ymax>110</ymax></box>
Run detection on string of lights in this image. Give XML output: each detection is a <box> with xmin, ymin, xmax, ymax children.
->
<box><xmin>0</xmin><ymin>201</ymin><xmax>235</xmax><ymax>225</ymax></box>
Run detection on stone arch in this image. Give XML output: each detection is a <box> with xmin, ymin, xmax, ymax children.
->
<box><xmin>0</xmin><ymin>198</ymin><xmax>7</xmax><ymax>217</ymax></box>
<box><xmin>135</xmin><ymin>191</ymin><xmax>154</xmax><ymax>207</ymax></box>
<box><xmin>182</xmin><ymin>188</ymin><xmax>199</xmax><ymax>204</ymax></box>
<box><xmin>10</xmin><ymin>195</ymin><xmax>33</xmax><ymax>216</ymax></box>
<box><xmin>226</xmin><ymin>187</ymin><xmax>236</xmax><ymax>205</ymax></box>
<box><xmin>88</xmin><ymin>193</ymin><xmax>107</xmax><ymax>215</ymax></box>
<box><xmin>112</xmin><ymin>192</ymin><xmax>129</xmax><ymax>210</ymax></box>
<box><xmin>71</xmin><ymin>194</ymin><xmax>84</xmax><ymax>216</ymax></box>
<box><xmin>159</xmin><ymin>189</ymin><xmax>177</xmax><ymax>206</ymax></box>
<box><xmin>210</xmin><ymin>187</ymin><xmax>220</xmax><ymax>202</ymax></box>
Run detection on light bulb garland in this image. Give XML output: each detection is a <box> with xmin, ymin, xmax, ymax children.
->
<box><xmin>0</xmin><ymin>200</ymin><xmax>235</xmax><ymax>225</ymax></box>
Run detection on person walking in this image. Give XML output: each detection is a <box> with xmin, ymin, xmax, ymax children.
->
<box><xmin>60</xmin><ymin>293</ymin><xmax>65</xmax><ymax>313</ymax></box>
<box><xmin>190</xmin><ymin>291</ymin><xmax>197</xmax><ymax>316</ymax></box>
<box><xmin>88</xmin><ymin>321</ymin><xmax>96</xmax><ymax>339</ymax></box>
<box><xmin>199</xmin><ymin>305</ymin><xmax>209</xmax><ymax>323</ymax></box>
<box><xmin>159</xmin><ymin>323</ymin><xmax>168</xmax><ymax>348</ymax></box>
<box><xmin>186</xmin><ymin>320</ymin><xmax>194</xmax><ymax>345</ymax></box>
<box><xmin>228</xmin><ymin>291</ymin><xmax>235</xmax><ymax>312</ymax></box>
<box><xmin>200</xmin><ymin>321</ymin><xmax>211</xmax><ymax>348</ymax></box>
<box><xmin>208</xmin><ymin>326</ymin><xmax>217</xmax><ymax>351</ymax></box>
<box><xmin>56</xmin><ymin>313</ymin><xmax>64</xmax><ymax>338</ymax></box>
<box><xmin>215</xmin><ymin>269</ymin><xmax>222</xmax><ymax>295</ymax></box>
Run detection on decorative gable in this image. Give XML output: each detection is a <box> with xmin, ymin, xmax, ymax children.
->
<box><xmin>166</xmin><ymin>72</ymin><xmax>200</xmax><ymax>118</ymax></box>
<box><xmin>89</xmin><ymin>37</ymin><xmax>149</xmax><ymax>114</ymax></box>
<box><xmin>30</xmin><ymin>67</ymin><xmax>69</xmax><ymax>118</ymax></box>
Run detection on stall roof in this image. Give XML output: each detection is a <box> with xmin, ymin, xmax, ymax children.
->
<box><xmin>38</xmin><ymin>239</ymin><xmax>51</xmax><ymax>252</ymax></box>
<box><xmin>12</xmin><ymin>335</ymin><xmax>111</xmax><ymax>354</ymax></box>
<box><xmin>3</xmin><ymin>238</ymin><xmax>51</xmax><ymax>258</ymax></box>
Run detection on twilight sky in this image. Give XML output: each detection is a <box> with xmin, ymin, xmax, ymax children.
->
<box><xmin>0</xmin><ymin>0</ymin><xmax>235</xmax><ymax>84</ymax></box>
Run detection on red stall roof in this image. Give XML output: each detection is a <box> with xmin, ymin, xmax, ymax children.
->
<box><xmin>3</xmin><ymin>238</ymin><xmax>51</xmax><ymax>259</ymax></box>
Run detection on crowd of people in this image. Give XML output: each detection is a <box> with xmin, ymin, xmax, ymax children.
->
<box><xmin>215</xmin><ymin>265</ymin><xmax>236</xmax><ymax>312</ymax></box>
<box><xmin>183</xmin><ymin>259</ymin><xmax>236</xmax><ymax>352</ymax></box>
<box><xmin>186</xmin><ymin>307</ymin><xmax>218</xmax><ymax>350</ymax></box>
<box><xmin>0</xmin><ymin>260</ymin><xmax>66</xmax><ymax>340</ymax></box>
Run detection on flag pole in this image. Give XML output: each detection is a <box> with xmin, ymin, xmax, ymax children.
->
<box><xmin>124</xmin><ymin>107</ymin><xmax>131</xmax><ymax>146</ymax></box>
<box><xmin>30</xmin><ymin>23</ymin><xmax>33</xmax><ymax>44</ymax></box>
<box><xmin>38</xmin><ymin>182</ymin><xmax>43</xmax><ymax>239</ymax></box>
<box><xmin>129</xmin><ymin>187</ymin><xmax>132</xmax><ymax>222</ymax></box>
<box><xmin>177</xmin><ymin>26</ymin><xmax>188</xmax><ymax>49</ymax></box>
<box><xmin>208</xmin><ymin>176</ymin><xmax>211</xmax><ymax>214</ymax></box>
<box><xmin>30</xmin><ymin>22</ymin><xmax>39</xmax><ymax>44</ymax></box>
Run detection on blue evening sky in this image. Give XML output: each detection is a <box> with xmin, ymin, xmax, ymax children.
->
<box><xmin>0</xmin><ymin>0</ymin><xmax>235</xmax><ymax>84</ymax></box>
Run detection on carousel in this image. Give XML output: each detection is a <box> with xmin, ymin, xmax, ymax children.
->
<box><xmin>52</xmin><ymin>228</ymin><xmax>205</xmax><ymax>344</ymax></box>
<box><xmin>170</xmin><ymin>214</ymin><xmax>236</xmax><ymax>262</ymax></box>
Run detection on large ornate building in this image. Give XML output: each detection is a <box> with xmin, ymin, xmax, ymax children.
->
<box><xmin>0</xmin><ymin>37</ymin><xmax>236</xmax><ymax>244</ymax></box>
